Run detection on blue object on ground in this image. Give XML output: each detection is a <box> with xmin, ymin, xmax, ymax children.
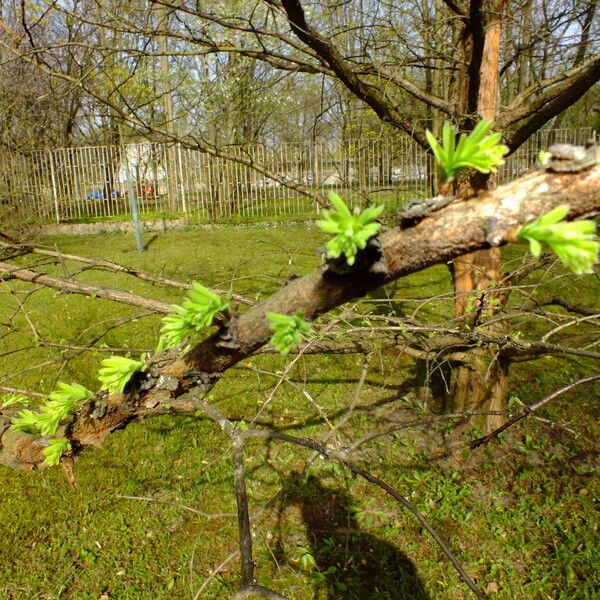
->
<box><xmin>87</xmin><ymin>190</ymin><xmax>121</xmax><ymax>200</ymax></box>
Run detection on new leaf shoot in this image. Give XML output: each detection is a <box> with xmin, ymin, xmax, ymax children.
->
<box><xmin>43</xmin><ymin>438</ymin><xmax>72</xmax><ymax>466</ymax></box>
<box><xmin>316</xmin><ymin>192</ymin><xmax>383</xmax><ymax>265</ymax></box>
<box><xmin>157</xmin><ymin>305</ymin><xmax>196</xmax><ymax>351</ymax></box>
<box><xmin>10</xmin><ymin>409</ymin><xmax>42</xmax><ymax>434</ymax></box>
<box><xmin>426</xmin><ymin>120</ymin><xmax>509</xmax><ymax>182</ymax></box>
<box><xmin>267</xmin><ymin>310</ymin><xmax>311</xmax><ymax>355</ymax></box>
<box><xmin>98</xmin><ymin>356</ymin><xmax>146</xmax><ymax>393</ymax></box>
<box><xmin>37</xmin><ymin>382</ymin><xmax>94</xmax><ymax>435</ymax></box>
<box><xmin>9</xmin><ymin>382</ymin><xmax>94</xmax><ymax>436</ymax></box>
<box><xmin>157</xmin><ymin>283</ymin><xmax>229</xmax><ymax>350</ymax></box>
<box><xmin>516</xmin><ymin>204</ymin><xmax>599</xmax><ymax>274</ymax></box>
<box><xmin>0</xmin><ymin>394</ymin><xmax>30</xmax><ymax>409</ymax></box>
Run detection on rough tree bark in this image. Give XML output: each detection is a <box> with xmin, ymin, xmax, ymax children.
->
<box><xmin>450</xmin><ymin>0</ymin><xmax>508</xmax><ymax>431</ymax></box>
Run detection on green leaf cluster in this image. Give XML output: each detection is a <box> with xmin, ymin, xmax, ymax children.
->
<box><xmin>98</xmin><ymin>356</ymin><xmax>146</xmax><ymax>393</ymax></box>
<box><xmin>10</xmin><ymin>409</ymin><xmax>42</xmax><ymax>434</ymax></box>
<box><xmin>158</xmin><ymin>282</ymin><xmax>229</xmax><ymax>350</ymax></box>
<box><xmin>267</xmin><ymin>310</ymin><xmax>311</xmax><ymax>355</ymax></box>
<box><xmin>516</xmin><ymin>204</ymin><xmax>599</xmax><ymax>274</ymax></box>
<box><xmin>0</xmin><ymin>394</ymin><xmax>30</xmax><ymax>409</ymax></box>
<box><xmin>426</xmin><ymin>120</ymin><xmax>509</xmax><ymax>182</ymax></box>
<box><xmin>11</xmin><ymin>382</ymin><xmax>93</xmax><ymax>436</ymax></box>
<box><xmin>43</xmin><ymin>438</ymin><xmax>71</xmax><ymax>466</ymax></box>
<box><xmin>10</xmin><ymin>383</ymin><xmax>92</xmax><ymax>466</ymax></box>
<box><xmin>158</xmin><ymin>305</ymin><xmax>195</xmax><ymax>351</ymax></box>
<box><xmin>316</xmin><ymin>192</ymin><xmax>383</xmax><ymax>266</ymax></box>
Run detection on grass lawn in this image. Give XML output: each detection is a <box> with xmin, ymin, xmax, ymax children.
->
<box><xmin>0</xmin><ymin>224</ymin><xmax>598</xmax><ymax>599</ymax></box>
<box><xmin>57</xmin><ymin>188</ymin><xmax>426</xmax><ymax>226</ymax></box>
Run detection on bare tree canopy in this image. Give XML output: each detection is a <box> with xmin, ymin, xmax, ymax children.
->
<box><xmin>0</xmin><ymin>0</ymin><xmax>598</xmax><ymax>151</ymax></box>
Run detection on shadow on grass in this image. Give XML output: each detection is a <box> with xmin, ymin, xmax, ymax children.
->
<box><xmin>143</xmin><ymin>233</ymin><xmax>159</xmax><ymax>250</ymax></box>
<box><xmin>278</xmin><ymin>474</ymin><xmax>430</xmax><ymax>599</ymax></box>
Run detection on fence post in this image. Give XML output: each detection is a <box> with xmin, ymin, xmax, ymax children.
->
<box><xmin>48</xmin><ymin>150</ymin><xmax>60</xmax><ymax>224</ymax></box>
<box><xmin>125</xmin><ymin>158</ymin><xmax>144</xmax><ymax>253</ymax></box>
<box><xmin>176</xmin><ymin>142</ymin><xmax>187</xmax><ymax>216</ymax></box>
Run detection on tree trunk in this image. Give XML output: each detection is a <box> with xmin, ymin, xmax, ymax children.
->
<box><xmin>450</xmin><ymin>345</ymin><xmax>509</xmax><ymax>421</ymax></box>
<box><xmin>448</xmin><ymin>0</ymin><xmax>508</xmax><ymax>433</ymax></box>
<box><xmin>450</xmin><ymin>245</ymin><xmax>508</xmax><ymax>432</ymax></box>
<box><xmin>158</xmin><ymin>5</ymin><xmax>179</xmax><ymax>212</ymax></box>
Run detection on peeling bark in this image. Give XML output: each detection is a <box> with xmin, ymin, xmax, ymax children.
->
<box><xmin>449</xmin><ymin>0</ymin><xmax>509</xmax><ymax>432</ymax></box>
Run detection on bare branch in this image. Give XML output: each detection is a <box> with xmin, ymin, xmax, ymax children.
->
<box><xmin>0</xmin><ymin>237</ymin><xmax>253</xmax><ymax>305</ymax></box>
<box><xmin>191</xmin><ymin>390</ymin><xmax>483</xmax><ymax>598</ymax></box>
<box><xmin>500</xmin><ymin>54</ymin><xmax>600</xmax><ymax>152</ymax></box>
<box><xmin>0</xmin><ymin>386</ymin><xmax>45</xmax><ymax>398</ymax></box>
<box><xmin>114</xmin><ymin>494</ymin><xmax>236</xmax><ymax>519</ymax></box>
<box><xmin>279</xmin><ymin>0</ymin><xmax>428</xmax><ymax>147</ymax></box>
<box><xmin>0</xmin><ymin>261</ymin><xmax>172</xmax><ymax>313</ymax></box>
<box><xmin>440</xmin><ymin>0</ymin><xmax>467</xmax><ymax>15</ymax></box>
<box><xmin>370</xmin><ymin>59</ymin><xmax>453</xmax><ymax>116</ymax></box>
<box><xmin>470</xmin><ymin>374</ymin><xmax>600</xmax><ymax>448</ymax></box>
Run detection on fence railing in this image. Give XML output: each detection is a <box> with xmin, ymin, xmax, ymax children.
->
<box><xmin>0</xmin><ymin>128</ymin><xmax>592</xmax><ymax>225</ymax></box>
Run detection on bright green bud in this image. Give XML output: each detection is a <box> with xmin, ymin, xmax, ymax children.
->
<box><xmin>316</xmin><ymin>192</ymin><xmax>383</xmax><ymax>266</ymax></box>
<box><xmin>426</xmin><ymin>120</ymin><xmax>509</xmax><ymax>182</ymax></box>
<box><xmin>516</xmin><ymin>204</ymin><xmax>599</xmax><ymax>274</ymax></box>
<box><xmin>43</xmin><ymin>438</ymin><xmax>72</xmax><ymax>466</ymax></box>
<box><xmin>98</xmin><ymin>356</ymin><xmax>146</xmax><ymax>393</ymax></box>
<box><xmin>157</xmin><ymin>283</ymin><xmax>229</xmax><ymax>350</ymax></box>
<box><xmin>267</xmin><ymin>310</ymin><xmax>312</xmax><ymax>355</ymax></box>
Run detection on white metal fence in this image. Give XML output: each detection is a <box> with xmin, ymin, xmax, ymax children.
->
<box><xmin>0</xmin><ymin>128</ymin><xmax>592</xmax><ymax>225</ymax></box>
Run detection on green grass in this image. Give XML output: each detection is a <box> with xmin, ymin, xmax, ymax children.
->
<box><xmin>0</xmin><ymin>225</ymin><xmax>598</xmax><ymax>599</ymax></box>
<box><xmin>58</xmin><ymin>188</ymin><xmax>426</xmax><ymax>226</ymax></box>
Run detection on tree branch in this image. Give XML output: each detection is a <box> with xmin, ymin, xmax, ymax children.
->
<box><xmin>279</xmin><ymin>0</ymin><xmax>428</xmax><ymax>147</ymax></box>
<box><xmin>1</xmin><ymin>158</ymin><xmax>599</xmax><ymax>471</ymax></box>
<box><xmin>0</xmin><ymin>261</ymin><xmax>172</xmax><ymax>314</ymax></box>
<box><xmin>0</xmin><ymin>20</ymin><xmax>328</xmax><ymax>207</ymax></box>
<box><xmin>470</xmin><ymin>374</ymin><xmax>600</xmax><ymax>448</ymax></box>
<box><xmin>440</xmin><ymin>0</ymin><xmax>467</xmax><ymax>16</ymax></box>
<box><xmin>0</xmin><ymin>237</ymin><xmax>252</xmax><ymax>305</ymax></box>
<box><xmin>500</xmin><ymin>54</ymin><xmax>600</xmax><ymax>152</ymax></box>
<box><xmin>370</xmin><ymin>59</ymin><xmax>453</xmax><ymax>116</ymax></box>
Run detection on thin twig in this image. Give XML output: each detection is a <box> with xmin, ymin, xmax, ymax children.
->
<box><xmin>233</xmin><ymin>434</ymin><xmax>255</xmax><ymax>587</ymax></box>
<box><xmin>0</xmin><ymin>385</ymin><xmax>46</xmax><ymax>398</ymax></box>
<box><xmin>470</xmin><ymin>374</ymin><xmax>600</xmax><ymax>449</ymax></box>
<box><xmin>232</xmin><ymin>585</ymin><xmax>290</xmax><ymax>599</ymax></box>
<box><xmin>334</xmin><ymin>352</ymin><xmax>372</xmax><ymax>431</ymax></box>
<box><xmin>242</xmin><ymin>429</ymin><xmax>485</xmax><ymax>600</ymax></box>
<box><xmin>193</xmin><ymin>549</ymin><xmax>239</xmax><ymax>600</ymax></box>
<box><xmin>348</xmin><ymin>411</ymin><xmax>504</xmax><ymax>451</ymax></box>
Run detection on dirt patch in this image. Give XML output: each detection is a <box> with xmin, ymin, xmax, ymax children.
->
<box><xmin>40</xmin><ymin>218</ymin><xmax>188</xmax><ymax>236</ymax></box>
